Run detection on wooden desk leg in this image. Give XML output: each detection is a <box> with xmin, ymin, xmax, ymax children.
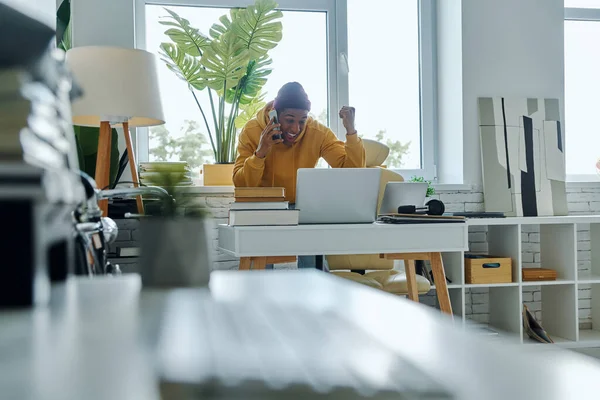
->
<box><xmin>239</xmin><ymin>257</ymin><xmax>252</xmax><ymax>270</ymax></box>
<box><xmin>404</xmin><ymin>260</ymin><xmax>420</xmax><ymax>302</ymax></box>
<box><xmin>429</xmin><ymin>252</ymin><xmax>453</xmax><ymax>317</ymax></box>
<box><xmin>253</xmin><ymin>257</ymin><xmax>267</xmax><ymax>270</ymax></box>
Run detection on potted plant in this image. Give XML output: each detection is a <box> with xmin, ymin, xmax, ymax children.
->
<box><xmin>139</xmin><ymin>171</ymin><xmax>212</xmax><ymax>287</ymax></box>
<box><xmin>158</xmin><ymin>0</ymin><xmax>283</xmax><ymax>185</ymax></box>
<box><xmin>409</xmin><ymin>175</ymin><xmax>435</xmax><ymax>202</ymax></box>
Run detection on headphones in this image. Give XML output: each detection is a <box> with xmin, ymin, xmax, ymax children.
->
<box><xmin>397</xmin><ymin>199</ymin><xmax>445</xmax><ymax>216</ymax></box>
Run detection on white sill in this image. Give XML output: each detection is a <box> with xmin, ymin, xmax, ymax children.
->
<box><xmin>431</xmin><ymin>183</ymin><xmax>474</xmax><ymax>192</ymax></box>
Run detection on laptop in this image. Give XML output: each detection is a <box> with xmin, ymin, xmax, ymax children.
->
<box><xmin>379</xmin><ymin>182</ymin><xmax>428</xmax><ymax>215</ymax></box>
<box><xmin>295</xmin><ymin>168</ymin><xmax>382</xmax><ymax>224</ymax></box>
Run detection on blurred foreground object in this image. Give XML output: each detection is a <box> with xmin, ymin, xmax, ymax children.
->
<box><xmin>2</xmin><ymin>271</ymin><xmax>600</xmax><ymax>399</ymax></box>
<box><xmin>0</xmin><ymin>2</ymin><xmax>84</xmax><ymax>307</ymax></box>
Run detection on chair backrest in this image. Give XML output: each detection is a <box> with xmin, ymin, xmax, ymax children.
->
<box><xmin>363</xmin><ymin>139</ymin><xmax>390</xmax><ymax>167</ymax></box>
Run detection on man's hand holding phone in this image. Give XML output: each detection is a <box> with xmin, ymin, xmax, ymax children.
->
<box><xmin>255</xmin><ymin>111</ymin><xmax>283</xmax><ymax>159</ymax></box>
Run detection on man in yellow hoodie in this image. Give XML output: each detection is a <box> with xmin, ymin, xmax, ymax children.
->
<box><xmin>233</xmin><ymin>82</ymin><xmax>366</xmax><ymax>270</ymax></box>
<box><xmin>233</xmin><ymin>82</ymin><xmax>366</xmax><ymax>202</ymax></box>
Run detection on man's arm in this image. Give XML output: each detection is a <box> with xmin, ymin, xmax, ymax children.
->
<box><xmin>321</xmin><ymin>129</ymin><xmax>366</xmax><ymax>168</ymax></box>
<box><xmin>232</xmin><ymin>127</ymin><xmax>266</xmax><ymax>187</ymax></box>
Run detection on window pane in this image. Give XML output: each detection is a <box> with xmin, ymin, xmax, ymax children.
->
<box><xmin>565</xmin><ymin>0</ymin><xmax>600</xmax><ymax>8</ymax></box>
<box><xmin>347</xmin><ymin>0</ymin><xmax>421</xmax><ymax>169</ymax></box>
<box><xmin>564</xmin><ymin>20</ymin><xmax>600</xmax><ymax>176</ymax></box>
<box><xmin>145</xmin><ymin>5</ymin><xmax>328</xmax><ymax>173</ymax></box>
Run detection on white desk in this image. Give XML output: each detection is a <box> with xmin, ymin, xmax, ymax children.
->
<box><xmin>218</xmin><ymin>221</ymin><xmax>469</xmax><ymax>314</ymax></box>
<box><xmin>2</xmin><ymin>272</ymin><xmax>600</xmax><ymax>400</ymax></box>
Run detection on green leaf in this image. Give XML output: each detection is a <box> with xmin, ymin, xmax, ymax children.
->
<box><xmin>199</xmin><ymin>31</ymin><xmax>250</xmax><ymax>91</ymax></box>
<box><xmin>74</xmin><ymin>126</ymin><xmax>120</xmax><ymax>187</ymax></box>
<box><xmin>235</xmin><ymin>93</ymin><xmax>266</xmax><ymax>129</ymax></box>
<box><xmin>159</xmin><ymin>43</ymin><xmax>206</xmax><ymax>90</ymax></box>
<box><xmin>232</xmin><ymin>0</ymin><xmax>283</xmax><ymax>59</ymax></box>
<box><xmin>160</xmin><ymin>8</ymin><xmax>210</xmax><ymax>56</ymax></box>
<box><xmin>56</xmin><ymin>0</ymin><xmax>71</xmax><ymax>49</ymax></box>
<box><xmin>209</xmin><ymin>9</ymin><xmax>242</xmax><ymax>40</ymax></box>
<box><xmin>226</xmin><ymin>55</ymin><xmax>272</xmax><ymax>104</ymax></box>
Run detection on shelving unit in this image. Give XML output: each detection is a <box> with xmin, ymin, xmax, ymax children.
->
<box><xmin>424</xmin><ymin>215</ymin><xmax>600</xmax><ymax>348</ymax></box>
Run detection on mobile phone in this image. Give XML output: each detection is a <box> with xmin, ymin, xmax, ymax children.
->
<box><xmin>269</xmin><ymin>109</ymin><xmax>282</xmax><ymax>140</ymax></box>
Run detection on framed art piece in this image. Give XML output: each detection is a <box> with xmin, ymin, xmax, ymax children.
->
<box><xmin>478</xmin><ymin>97</ymin><xmax>568</xmax><ymax>217</ymax></box>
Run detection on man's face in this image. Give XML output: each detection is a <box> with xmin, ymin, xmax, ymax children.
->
<box><xmin>278</xmin><ymin>108</ymin><xmax>309</xmax><ymax>145</ymax></box>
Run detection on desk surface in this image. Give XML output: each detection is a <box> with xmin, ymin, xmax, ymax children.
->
<box><xmin>2</xmin><ymin>271</ymin><xmax>600</xmax><ymax>399</ymax></box>
<box><xmin>218</xmin><ymin>222</ymin><xmax>469</xmax><ymax>257</ymax></box>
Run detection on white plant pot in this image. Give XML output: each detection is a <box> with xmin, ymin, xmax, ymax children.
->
<box><xmin>140</xmin><ymin>217</ymin><xmax>212</xmax><ymax>288</ymax></box>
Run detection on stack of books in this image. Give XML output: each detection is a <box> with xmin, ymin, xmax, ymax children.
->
<box><xmin>228</xmin><ymin>187</ymin><xmax>299</xmax><ymax>226</ymax></box>
<box><xmin>139</xmin><ymin>161</ymin><xmax>193</xmax><ymax>187</ymax></box>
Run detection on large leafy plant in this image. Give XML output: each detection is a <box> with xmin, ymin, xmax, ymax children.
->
<box><xmin>159</xmin><ymin>0</ymin><xmax>283</xmax><ymax>164</ymax></box>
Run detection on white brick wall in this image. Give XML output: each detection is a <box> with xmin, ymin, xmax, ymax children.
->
<box><xmin>114</xmin><ymin>183</ymin><xmax>600</xmax><ymax>329</ymax></box>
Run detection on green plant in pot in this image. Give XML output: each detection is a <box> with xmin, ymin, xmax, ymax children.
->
<box><xmin>139</xmin><ymin>172</ymin><xmax>212</xmax><ymax>288</ymax></box>
<box><xmin>158</xmin><ymin>0</ymin><xmax>283</xmax><ymax>184</ymax></box>
<box><xmin>57</xmin><ymin>0</ymin><xmax>121</xmax><ymax>187</ymax></box>
<box><xmin>409</xmin><ymin>176</ymin><xmax>435</xmax><ymax>198</ymax></box>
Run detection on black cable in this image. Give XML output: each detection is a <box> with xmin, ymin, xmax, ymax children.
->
<box><xmin>110</xmin><ymin>149</ymin><xmax>130</xmax><ymax>189</ymax></box>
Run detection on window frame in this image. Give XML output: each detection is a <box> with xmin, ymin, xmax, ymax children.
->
<box><xmin>134</xmin><ymin>0</ymin><xmax>437</xmax><ymax>180</ymax></box>
<box><xmin>564</xmin><ymin>6</ymin><xmax>600</xmax><ymax>182</ymax></box>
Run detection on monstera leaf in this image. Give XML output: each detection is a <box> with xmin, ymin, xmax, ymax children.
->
<box><xmin>56</xmin><ymin>0</ymin><xmax>71</xmax><ymax>51</ymax></box>
<box><xmin>226</xmin><ymin>55</ymin><xmax>272</xmax><ymax>105</ymax></box>
<box><xmin>159</xmin><ymin>8</ymin><xmax>211</xmax><ymax>56</ymax></box>
<box><xmin>159</xmin><ymin>43</ymin><xmax>206</xmax><ymax>90</ymax></box>
<box><xmin>233</xmin><ymin>0</ymin><xmax>283</xmax><ymax>59</ymax></box>
<box><xmin>235</xmin><ymin>92</ymin><xmax>267</xmax><ymax>129</ymax></box>
<box><xmin>209</xmin><ymin>9</ymin><xmax>242</xmax><ymax>40</ymax></box>
<box><xmin>199</xmin><ymin>31</ymin><xmax>249</xmax><ymax>91</ymax></box>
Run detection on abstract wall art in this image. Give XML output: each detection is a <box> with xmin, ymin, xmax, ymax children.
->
<box><xmin>478</xmin><ymin>97</ymin><xmax>568</xmax><ymax>217</ymax></box>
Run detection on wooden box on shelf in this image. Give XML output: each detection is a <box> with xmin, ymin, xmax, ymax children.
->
<box><xmin>465</xmin><ymin>253</ymin><xmax>512</xmax><ymax>284</ymax></box>
<box><xmin>522</xmin><ymin>268</ymin><xmax>557</xmax><ymax>282</ymax></box>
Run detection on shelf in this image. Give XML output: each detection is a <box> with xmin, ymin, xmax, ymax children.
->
<box><xmin>429</xmin><ymin>284</ymin><xmax>462</xmax><ymax>290</ymax></box>
<box><xmin>523</xmin><ymin>334</ymin><xmax>574</xmax><ymax>346</ymax></box>
<box><xmin>577</xmin><ymin>330</ymin><xmax>600</xmax><ymax>346</ymax></box>
<box><xmin>464</xmin><ymin>282</ymin><xmax>519</xmax><ymax>288</ymax></box>
<box><xmin>577</xmin><ymin>274</ymin><xmax>600</xmax><ymax>284</ymax></box>
<box><xmin>464</xmin><ymin>323</ymin><xmax>518</xmax><ymax>340</ymax></box>
<box><xmin>466</xmin><ymin>215</ymin><xmax>600</xmax><ymax>226</ymax></box>
<box><xmin>521</xmin><ymin>279</ymin><xmax>575</xmax><ymax>286</ymax></box>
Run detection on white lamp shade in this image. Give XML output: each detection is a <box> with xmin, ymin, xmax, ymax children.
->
<box><xmin>66</xmin><ymin>46</ymin><xmax>165</xmax><ymax>127</ymax></box>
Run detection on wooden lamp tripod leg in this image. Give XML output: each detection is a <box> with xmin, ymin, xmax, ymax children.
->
<box><xmin>123</xmin><ymin>122</ymin><xmax>144</xmax><ymax>215</ymax></box>
<box><xmin>95</xmin><ymin>121</ymin><xmax>112</xmax><ymax>216</ymax></box>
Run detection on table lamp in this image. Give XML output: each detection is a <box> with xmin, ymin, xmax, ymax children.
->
<box><xmin>66</xmin><ymin>46</ymin><xmax>165</xmax><ymax>216</ymax></box>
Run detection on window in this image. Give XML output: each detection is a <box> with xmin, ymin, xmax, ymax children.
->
<box><xmin>347</xmin><ymin>0</ymin><xmax>421</xmax><ymax>170</ymax></box>
<box><xmin>135</xmin><ymin>0</ymin><xmax>436</xmax><ymax>179</ymax></box>
<box><xmin>564</xmin><ymin>5</ymin><xmax>600</xmax><ymax>180</ymax></box>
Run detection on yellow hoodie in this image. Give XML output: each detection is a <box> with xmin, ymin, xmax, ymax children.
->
<box><xmin>233</xmin><ymin>104</ymin><xmax>366</xmax><ymax>202</ymax></box>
